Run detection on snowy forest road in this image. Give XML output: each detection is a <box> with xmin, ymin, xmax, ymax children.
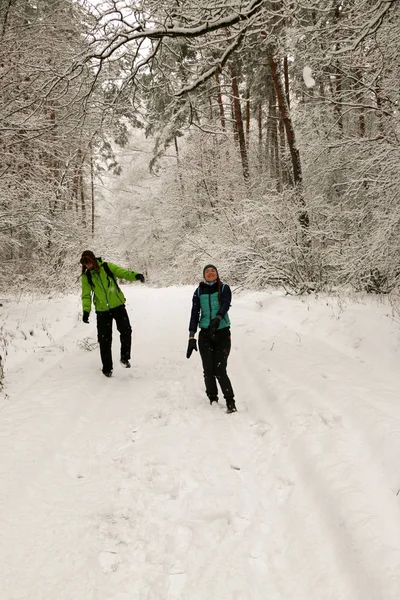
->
<box><xmin>0</xmin><ymin>287</ymin><xmax>399</xmax><ymax>600</ymax></box>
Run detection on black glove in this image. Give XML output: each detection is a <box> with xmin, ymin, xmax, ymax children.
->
<box><xmin>209</xmin><ymin>316</ymin><xmax>221</xmax><ymax>334</ymax></box>
<box><xmin>186</xmin><ymin>338</ymin><xmax>198</xmax><ymax>359</ymax></box>
<box><xmin>83</xmin><ymin>311</ymin><xmax>90</xmax><ymax>324</ymax></box>
<box><xmin>135</xmin><ymin>273</ymin><xmax>145</xmax><ymax>283</ymax></box>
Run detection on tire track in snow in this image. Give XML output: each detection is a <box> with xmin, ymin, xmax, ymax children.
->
<box><xmin>231</xmin><ymin>318</ymin><xmax>400</xmax><ymax>600</ymax></box>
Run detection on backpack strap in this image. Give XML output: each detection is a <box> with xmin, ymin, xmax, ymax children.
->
<box><xmin>85</xmin><ymin>269</ymin><xmax>93</xmax><ymax>288</ymax></box>
<box><xmin>84</xmin><ymin>262</ymin><xmax>120</xmax><ymax>291</ymax></box>
<box><xmin>103</xmin><ymin>262</ymin><xmax>121</xmax><ymax>292</ymax></box>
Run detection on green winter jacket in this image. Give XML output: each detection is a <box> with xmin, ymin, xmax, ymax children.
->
<box><xmin>81</xmin><ymin>258</ymin><xmax>140</xmax><ymax>313</ymax></box>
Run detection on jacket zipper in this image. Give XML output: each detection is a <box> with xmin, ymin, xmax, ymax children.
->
<box><xmin>96</xmin><ymin>269</ymin><xmax>110</xmax><ymax>309</ymax></box>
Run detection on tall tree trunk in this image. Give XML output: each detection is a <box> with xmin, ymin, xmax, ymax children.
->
<box><xmin>375</xmin><ymin>79</ymin><xmax>385</xmax><ymax>137</ymax></box>
<box><xmin>354</xmin><ymin>69</ymin><xmax>366</xmax><ymax>137</ymax></box>
<box><xmin>268</xmin><ymin>51</ymin><xmax>309</xmax><ymax>227</ymax></box>
<box><xmin>174</xmin><ymin>135</ymin><xmax>185</xmax><ymax>200</ymax></box>
<box><xmin>334</xmin><ymin>62</ymin><xmax>343</xmax><ymax>133</ymax></box>
<box><xmin>257</xmin><ymin>101</ymin><xmax>263</xmax><ymax>170</ymax></box>
<box><xmin>283</xmin><ymin>55</ymin><xmax>290</xmax><ymax>109</ymax></box>
<box><xmin>230</xmin><ymin>94</ymin><xmax>238</xmax><ymax>142</ymax></box>
<box><xmin>90</xmin><ymin>144</ymin><xmax>95</xmax><ymax>236</ymax></box>
<box><xmin>79</xmin><ymin>167</ymin><xmax>86</xmax><ymax>227</ymax></box>
<box><xmin>72</xmin><ymin>166</ymin><xmax>79</xmax><ymax>214</ymax></box>
<box><xmin>215</xmin><ymin>69</ymin><xmax>226</xmax><ymax>130</ymax></box>
<box><xmin>266</xmin><ymin>88</ymin><xmax>279</xmax><ymax>185</ymax></box>
<box><xmin>208</xmin><ymin>95</ymin><xmax>213</xmax><ymax>121</ymax></box>
<box><xmin>268</xmin><ymin>53</ymin><xmax>302</xmax><ymax>187</ymax></box>
<box><xmin>229</xmin><ymin>62</ymin><xmax>249</xmax><ymax>182</ymax></box>
<box><xmin>245</xmin><ymin>86</ymin><xmax>251</xmax><ymax>145</ymax></box>
<box><xmin>334</xmin><ymin>4</ymin><xmax>343</xmax><ymax>134</ymax></box>
<box><xmin>48</xmin><ymin>106</ymin><xmax>60</xmax><ymax>214</ymax></box>
<box><xmin>77</xmin><ymin>149</ymin><xmax>86</xmax><ymax>226</ymax></box>
<box><xmin>279</xmin><ymin>59</ymin><xmax>288</xmax><ymax>184</ymax></box>
<box><xmin>0</xmin><ymin>0</ymin><xmax>12</xmax><ymax>38</ymax></box>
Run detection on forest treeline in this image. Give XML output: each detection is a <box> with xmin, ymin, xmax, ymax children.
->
<box><xmin>1</xmin><ymin>0</ymin><xmax>399</xmax><ymax>294</ymax></box>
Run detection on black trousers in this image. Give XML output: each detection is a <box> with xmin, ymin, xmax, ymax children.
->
<box><xmin>96</xmin><ymin>305</ymin><xmax>132</xmax><ymax>373</ymax></box>
<box><xmin>198</xmin><ymin>327</ymin><xmax>234</xmax><ymax>401</ymax></box>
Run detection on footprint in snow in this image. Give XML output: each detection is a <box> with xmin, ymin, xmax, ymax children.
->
<box><xmin>97</xmin><ymin>550</ymin><xmax>122</xmax><ymax>573</ymax></box>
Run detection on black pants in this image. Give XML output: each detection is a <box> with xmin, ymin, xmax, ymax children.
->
<box><xmin>96</xmin><ymin>305</ymin><xmax>132</xmax><ymax>373</ymax></box>
<box><xmin>198</xmin><ymin>327</ymin><xmax>234</xmax><ymax>401</ymax></box>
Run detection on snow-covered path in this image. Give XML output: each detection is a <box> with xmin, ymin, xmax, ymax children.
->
<box><xmin>1</xmin><ymin>287</ymin><xmax>400</xmax><ymax>600</ymax></box>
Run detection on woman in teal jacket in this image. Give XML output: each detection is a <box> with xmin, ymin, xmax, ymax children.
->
<box><xmin>80</xmin><ymin>250</ymin><xmax>144</xmax><ymax>377</ymax></box>
<box><xmin>186</xmin><ymin>264</ymin><xmax>236</xmax><ymax>413</ymax></box>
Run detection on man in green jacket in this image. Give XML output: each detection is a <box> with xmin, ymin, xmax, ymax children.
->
<box><xmin>80</xmin><ymin>250</ymin><xmax>145</xmax><ymax>377</ymax></box>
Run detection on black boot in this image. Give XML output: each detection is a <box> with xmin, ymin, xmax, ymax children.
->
<box><xmin>226</xmin><ymin>399</ymin><xmax>237</xmax><ymax>413</ymax></box>
<box><xmin>102</xmin><ymin>369</ymin><xmax>113</xmax><ymax>378</ymax></box>
<box><xmin>120</xmin><ymin>359</ymin><xmax>131</xmax><ymax>368</ymax></box>
<box><xmin>209</xmin><ymin>395</ymin><xmax>219</xmax><ymax>405</ymax></box>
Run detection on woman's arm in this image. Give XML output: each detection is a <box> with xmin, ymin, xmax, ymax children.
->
<box><xmin>217</xmin><ymin>284</ymin><xmax>232</xmax><ymax>318</ymax></box>
<box><xmin>188</xmin><ymin>289</ymin><xmax>201</xmax><ymax>334</ymax></box>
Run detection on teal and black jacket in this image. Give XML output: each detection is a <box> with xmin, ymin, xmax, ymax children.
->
<box><xmin>81</xmin><ymin>258</ymin><xmax>140</xmax><ymax>314</ymax></box>
<box><xmin>189</xmin><ymin>280</ymin><xmax>231</xmax><ymax>333</ymax></box>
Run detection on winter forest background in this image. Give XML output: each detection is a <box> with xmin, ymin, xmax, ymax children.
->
<box><xmin>1</xmin><ymin>0</ymin><xmax>400</xmax><ymax>295</ymax></box>
<box><xmin>3</xmin><ymin>4</ymin><xmax>400</xmax><ymax>595</ymax></box>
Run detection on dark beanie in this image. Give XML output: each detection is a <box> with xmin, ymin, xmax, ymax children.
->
<box><xmin>203</xmin><ymin>264</ymin><xmax>218</xmax><ymax>278</ymax></box>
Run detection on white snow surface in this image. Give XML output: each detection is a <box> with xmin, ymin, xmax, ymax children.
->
<box><xmin>1</xmin><ymin>286</ymin><xmax>400</xmax><ymax>600</ymax></box>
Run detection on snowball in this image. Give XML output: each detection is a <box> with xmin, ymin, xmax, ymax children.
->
<box><xmin>302</xmin><ymin>66</ymin><xmax>316</xmax><ymax>89</ymax></box>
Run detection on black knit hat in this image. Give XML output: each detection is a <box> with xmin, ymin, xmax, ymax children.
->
<box><xmin>203</xmin><ymin>264</ymin><xmax>218</xmax><ymax>278</ymax></box>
